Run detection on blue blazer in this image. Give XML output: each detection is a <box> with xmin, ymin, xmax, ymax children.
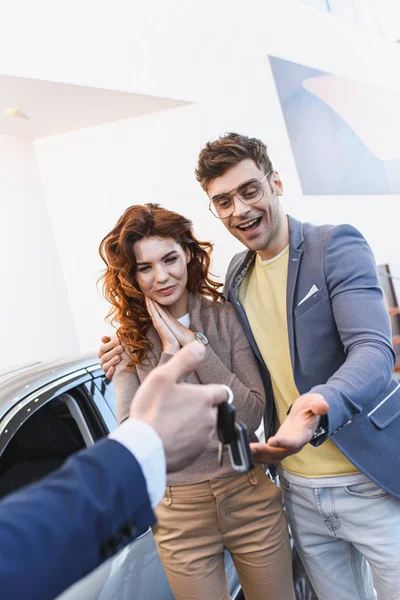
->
<box><xmin>0</xmin><ymin>438</ymin><xmax>155</xmax><ymax>600</ymax></box>
<box><xmin>225</xmin><ymin>215</ymin><xmax>400</xmax><ymax>499</ymax></box>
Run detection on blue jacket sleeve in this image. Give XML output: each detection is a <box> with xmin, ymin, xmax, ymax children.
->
<box><xmin>0</xmin><ymin>438</ymin><xmax>156</xmax><ymax>600</ymax></box>
<box><xmin>310</xmin><ymin>225</ymin><xmax>395</xmax><ymax>436</ymax></box>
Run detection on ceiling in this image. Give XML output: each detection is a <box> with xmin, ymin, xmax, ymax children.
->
<box><xmin>0</xmin><ymin>73</ymin><xmax>189</xmax><ymax>139</ymax></box>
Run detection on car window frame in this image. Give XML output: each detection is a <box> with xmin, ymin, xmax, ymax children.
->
<box><xmin>0</xmin><ymin>366</ymin><xmax>116</xmax><ymax>459</ymax></box>
<box><xmin>83</xmin><ymin>377</ymin><xmax>118</xmax><ymax>434</ymax></box>
<box><xmin>58</xmin><ymin>392</ymin><xmax>96</xmax><ymax>447</ymax></box>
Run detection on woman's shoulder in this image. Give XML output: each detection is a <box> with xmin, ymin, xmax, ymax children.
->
<box><xmin>199</xmin><ymin>295</ymin><xmax>238</xmax><ymax>323</ymax></box>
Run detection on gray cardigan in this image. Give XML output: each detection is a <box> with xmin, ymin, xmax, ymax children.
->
<box><xmin>114</xmin><ymin>292</ymin><xmax>266</xmax><ymax>485</ymax></box>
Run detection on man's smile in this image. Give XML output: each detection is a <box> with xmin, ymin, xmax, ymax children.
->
<box><xmin>236</xmin><ymin>217</ymin><xmax>263</xmax><ymax>231</ymax></box>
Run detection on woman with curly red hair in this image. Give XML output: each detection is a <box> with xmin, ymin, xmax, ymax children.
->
<box><xmin>99</xmin><ymin>203</ymin><xmax>295</xmax><ymax>600</ymax></box>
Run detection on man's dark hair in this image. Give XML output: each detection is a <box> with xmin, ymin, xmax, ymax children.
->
<box><xmin>195</xmin><ymin>132</ymin><xmax>274</xmax><ymax>192</ymax></box>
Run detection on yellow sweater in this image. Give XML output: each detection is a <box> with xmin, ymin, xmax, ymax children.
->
<box><xmin>238</xmin><ymin>246</ymin><xmax>358</xmax><ymax>477</ymax></box>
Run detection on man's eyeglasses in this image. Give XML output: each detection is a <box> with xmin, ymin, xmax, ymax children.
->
<box><xmin>208</xmin><ymin>171</ymin><xmax>272</xmax><ymax>219</ymax></box>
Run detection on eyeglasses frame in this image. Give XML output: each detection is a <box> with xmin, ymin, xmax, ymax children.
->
<box><xmin>208</xmin><ymin>170</ymin><xmax>273</xmax><ymax>219</ymax></box>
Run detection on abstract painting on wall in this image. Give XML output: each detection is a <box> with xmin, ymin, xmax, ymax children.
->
<box><xmin>269</xmin><ymin>56</ymin><xmax>400</xmax><ymax>194</ymax></box>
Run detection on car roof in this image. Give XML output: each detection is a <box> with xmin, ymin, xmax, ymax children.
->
<box><xmin>0</xmin><ymin>354</ymin><xmax>100</xmax><ymax>413</ymax></box>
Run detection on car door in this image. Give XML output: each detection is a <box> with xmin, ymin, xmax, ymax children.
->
<box><xmin>0</xmin><ymin>368</ymin><xmax>97</xmax><ymax>500</ymax></box>
<box><xmin>0</xmin><ymin>367</ymin><xmax>174</xmax><ymax>600</ymax></box>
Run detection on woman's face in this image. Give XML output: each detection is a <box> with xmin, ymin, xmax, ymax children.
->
<box><xmin>134</xmin><ymin>237</ymin><xmax>190</xmax><ymax>307</ymax></box>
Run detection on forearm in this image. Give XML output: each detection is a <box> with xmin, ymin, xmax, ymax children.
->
<box><xmin>0</xmin><ymin>440</ymin><xmax>155</xmax><ymax>600</ymax></box>
<box><xmin>310</xmin><ymin>340</ymin><xmax>394</xmax><ymax>436</ymax></box>
<box><xmin>315</xmin><ymin>224</ymin><xmax>396</xmax><ymax>436</ymax></box>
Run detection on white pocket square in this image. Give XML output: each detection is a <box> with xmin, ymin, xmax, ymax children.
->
<box><xmin>298</xmin><ymin>284</ymin><xmax>319</xmax><ymax>307</ymax></box>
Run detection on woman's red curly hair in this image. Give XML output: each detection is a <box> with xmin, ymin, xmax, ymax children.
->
<box><xmin>98</xmin><ymin>203</ymin><xmax>223</xmax><ymax>367</ymax></box>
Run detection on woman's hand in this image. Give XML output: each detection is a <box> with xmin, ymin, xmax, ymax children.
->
<box><xmin>146</xmin><ymin>298</ymin><xmax>180</xmax><ymax>355</ymax></box>
<box><xmin>154</xmin><ymin>302</ymin><xmax>196</xmax><ymax>347</ymax></box>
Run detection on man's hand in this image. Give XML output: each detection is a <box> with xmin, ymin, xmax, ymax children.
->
<box><xmin>98</xmin><ymin>335</ymin><xmax>124</xmax><ymax>379</ymax></box>
<box><xmin>250</xmin><ymin>443</ymin><xmax>293</xmax><ymax>464</ymax></box>
<box><xmin>250</xmin><ymin>393</ymin><xmax>328</xmax><ymax>464</ymax></box>
<box><xmin>268</xmin><ymin>393</ymin><xmax>329</xmax><ymax>453</ymax></box>
<box><xmin>129</xmin><ymin>342</ymin><xmax>228</xmax><ymax>472</ymax></box>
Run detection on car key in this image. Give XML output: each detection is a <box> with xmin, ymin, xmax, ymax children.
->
<box><xmin>216</xmin><ymin>388</ymin><xmax>254</xmax><ymax>473</ymax></box>
<box><xmin>227</xmin><ymin>421</ymin><xmax>255</xmax><ymax>473</ymax></box>
<box><xmin>217</xmin><ymin>401</ymin><xmax>236</xmax><ymax>466</ymax></box>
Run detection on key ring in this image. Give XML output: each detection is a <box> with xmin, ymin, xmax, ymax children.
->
<box><xmin>220</xmin><ymin>384</ymin><xmax>233</xmax><ymax>404</ymax></box>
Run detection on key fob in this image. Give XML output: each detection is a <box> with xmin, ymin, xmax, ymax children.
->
<box><xmin>227</xmin><ymin>421</ymin><xmax>255</xmax><ymax>473</ymax></box>
<box><xmin>217</xmin><ymin>401</ymin><xmax>236</xmax><ymax>445</ymax></box>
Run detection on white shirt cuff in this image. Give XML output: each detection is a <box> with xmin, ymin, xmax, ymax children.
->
<box><xmin>109</xmin><ymin>419</ymin><xmax>166</xmax><ymax>509</ymax></box>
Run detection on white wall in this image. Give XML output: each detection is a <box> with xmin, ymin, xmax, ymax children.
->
<box><xmin>0</xmin><ymin>135</ymin><xmax>79</xmax><ymax>368</ymax></box>
<box><xmin>1</xmin><ymin>0</ymin><xmax>399</xmax><ymax>100</ymax></box>
<box><xmin>4</xmin><ymin>0</ymin><xmax>400</xmax><ymax>355</ymax></box>
<box><xmin>34</xmin><ymin>105</ymin><xmax>238</xmax><ymax>351</ymax></box>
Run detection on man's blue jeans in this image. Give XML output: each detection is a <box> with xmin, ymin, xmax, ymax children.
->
<box><xmin>280</xmin><ymin>473</ymin><xmax>400</xmax><ymax>600</ymax></box>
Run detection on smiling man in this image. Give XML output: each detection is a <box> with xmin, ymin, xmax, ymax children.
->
<box><xmin>194</xmin><ymin>132</ymin><xmax>400</xmax><ymax>600</ymax></box>
<box><xmin>99</xmin><ymin>133</ymin><xmax>400</xmax><ymax>600</ymax></box>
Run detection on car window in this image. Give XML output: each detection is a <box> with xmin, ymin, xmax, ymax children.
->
<box><xmin>0</xmin><ymin>387</ymin><xmax>100</xmax><ymax>500</ymax></box>
<box><xmin>84</xmin><ymin>378</ymin><xmax>117</xmax><ymax>432</ymax></box>
<box><xmin>93</xmin><ymin>377</ymin><xmax>116</xmax><ymax>417</ymax></box>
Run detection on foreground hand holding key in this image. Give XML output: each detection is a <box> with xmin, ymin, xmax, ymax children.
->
<box><xmin>130</xmin><ymin>341</ymin><xmax>229</xmax><ymax>472</ymax></box>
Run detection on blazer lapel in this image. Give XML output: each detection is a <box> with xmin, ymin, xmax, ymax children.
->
<box><xmin>286</xmin><ymin>216</ymin><xmax>304</xmax><ymax>370</ymax></box>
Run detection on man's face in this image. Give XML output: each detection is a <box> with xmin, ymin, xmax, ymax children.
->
<box><xmin>207</xmin><ymin>159</ymin><xmax>284</xmax><ymax>255</ymax></box>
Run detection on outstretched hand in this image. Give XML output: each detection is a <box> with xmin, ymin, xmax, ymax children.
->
<box><xmin>268</xmin><ymin>393</ymin><xmax>328</xmax><ymax>452</ymax></box>
<box><xmin>250</xmin><ymin>443</ymin><xmax>294</xmax><ymax>465</ymax></box>
<box><xmin>250</xmin><ymin>393</ymin><xmax>329</xmax><ymax>465</ymax></box>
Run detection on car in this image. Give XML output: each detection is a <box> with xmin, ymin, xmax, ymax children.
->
<box><xmin>0</xmin><ymin>355</ymin><xmax>242</xmax><ymax>600</ymax></box>
<box><xmin>0</xmin><ymin>355</ymin><xmax>317</xmax><ymax>600</ymax></box>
